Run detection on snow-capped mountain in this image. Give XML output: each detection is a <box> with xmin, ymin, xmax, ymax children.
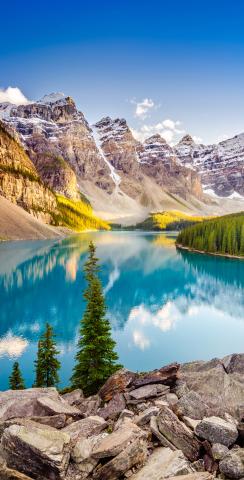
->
<box><xmin>174</xmin><ymin>134</ymin><xmax>244</xmax><ymax>198</ymax></box>
<box><xmin>0</xmin><ymin>92</ymin><xmax>243</xmax><ymax>223</ymax></box>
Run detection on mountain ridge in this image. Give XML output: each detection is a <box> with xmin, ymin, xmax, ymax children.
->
<box><xmin>0</xmin><ymin>92</ymin><xmax>243</xmax><ymax>226</ymax></box>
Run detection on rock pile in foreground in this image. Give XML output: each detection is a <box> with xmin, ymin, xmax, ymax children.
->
<box><xmin>0</xmin><ymin>354</ymin><xmax>244</xmax><ymax>480</ymax></box>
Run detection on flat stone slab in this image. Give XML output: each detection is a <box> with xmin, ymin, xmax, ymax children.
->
<box><xmin>1</xmin><ymin>421</ymin><xmax>71</xmax><ymax>479</ymax></box>
<box><xmin>36</xmin><ymin>396</ymin><xmax>81</xmax><ymax>417</ymax></box>
<box><xmin>92</xmin><ymin>423</ymin><xmax>145</xmax><ymax>459</ymax></box>
<box><xmin>195</xmin><ymin>416</ymin><xmax>238</xmax><ymax>447</ymax></box>
<box><xmin>130</xmin><ymin>447</ymin><xmax>193</xmax><ymax>479</ymax></box>
<box><xmin>62</xmin><ymin>416</ymin><xmax>107</xmax><ymax>440</ymax></box>
<box><xmin>129</xmin><ymin>384</ymin><xmax>169</xmax><ymax>400</ymax></box>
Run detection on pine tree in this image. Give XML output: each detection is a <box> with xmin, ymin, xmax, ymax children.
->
<box><xmin>34</xmin><ymin>323</ymin><xmax>60</xmax><ymax>387</ymax></box>
<box><xmin>71</xmin><ymin>241</ymin><xmax>122</xmax><ymax>396</ymax></box>
<box><xmin>9</xmin><ymin>362</ymin><xmax>25</xmax><ymax>390</ymax></box>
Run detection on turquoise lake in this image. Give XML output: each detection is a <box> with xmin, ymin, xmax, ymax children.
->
<box><xmin>0</xmin><ymin>231</ymin><xmax>244</xmax><ymax>390</ymax></box>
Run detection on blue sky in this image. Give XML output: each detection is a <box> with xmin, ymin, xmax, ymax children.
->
<box><xmin>0</xmin><ymin>0</ymin><xmax>244</xmax><ymax>144</ymax></box>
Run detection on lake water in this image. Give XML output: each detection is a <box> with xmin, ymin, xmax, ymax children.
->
<box><xmin>0</xmin><ymin>231</ymin><xmax>244</xmax><ymax>390</ymax></box>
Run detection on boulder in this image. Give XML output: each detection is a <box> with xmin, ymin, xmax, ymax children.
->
<box><xmin>0</xmin><ymin>388</ymin><xmax>60</xmax><ymax>421</ymax></box>
<box><xmin>130</xmin><ymin>447</ymin><xmax>194</xmax><ymax>479</ymax></box>
<box><xmin>222</xmin><ymin>354</ymin><xmax>244</xmax><ymax>374</ymax></box>
<box><xmin>62</xmin><ymin>389</ymin><xmax>83</xmax><ymax>406</ymax></box>
<box><xmin>195</xmin><ymin>416</ymin><xmax>238</xmax><ymax>447</ymax></box>
<box><xmin>211</xmin><ymin>442</ymin><xmax>229</xmax><ymax>460</ymax></box>
<box><xmin>0</xmin><ymin>415</ymin><xmax>66</xmax><ymax>437</ymax></box>
<box><xmin>91</xmin><ymin>422</ymin><xmax>146</xmax><ymax>459</ymax></box>
<box><xmin>98</xmin><ymin>393</ymin><xmax>126</xmax><ymax>420</ymax></box>
<box><xmin>174</xmin><ymin>391</ymin><xmax>210</xmax><ymax>420</ymax></box>
<box><xmin>219</xmin><ymin>448</ymin><xmax>244</xmax><ymax>479</ymax></box>
<box><xmin>131</xmin><ymin>363</ymin><xmax>180</xmax><ymax>389</ymax></box>
<box><xmin>1</xmin><ymin>421</ymin><xmax>71</xmax><ymax>479</ymax></box>
<box><xmin>71</xmin><ymin>432</ymin><xmax>108</xmax><ymax>477</ymax></box>
<box><xmin>99</xmin><ymin>369</ymin><xmax>138</xmax><ymax>401</ymax></box>
<box><xmin>157</xmin><ymin>406</ymin><xmax>201</xmax><ymax>461</ymax></box>
<box><xmin>181</xmin><ymin>358</ymin><xmax>244</xmax><ymax>418</ymax></box>
<box><xmin>62</xmin><ymin>416</ymin><xmax>107</xmax><ymax>441</ymax></box>
<box><xmin>77</xmin><ymin>395</ymin><xmax>101</xmax><ymax>417</ymax></box>
<box><xmin>171</xmin><ymin>380</ymin><xmax>189</xmax><ymax>398</ymax></box>
<box><xmin>36</xmin><ymin>396</ymin><xmax>82</xmax><ymax>418</ymax></box>
<box><xmin>135</xmin><ymin>406</ymin><xmax>159</xmax><ymax>426</ymax></box>
<box><xmin>150</xmin><ymin>416</ymin><xmax>177</xmax><ymax>450</ymax></box>
<box><xmin>93</xmin><ymin>436</ymin><xmax>147</xmax><ymax>480</ymax></box>
<box><xmin>129</xmin><ymin>384</ymin><xmax>169</xmax><ymax>401</ymax></box>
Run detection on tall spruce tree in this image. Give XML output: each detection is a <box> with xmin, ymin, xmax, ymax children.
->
<box><xmin>34</xmin><ymin>323</ymin><xmax>60</xmax><ymax>387</ymax></box>
<box><xmin>71</xmin><ymin>241</ymin><xmax>121</xmax><ymax>395</ymax></box>
<box><xmin>9</xmin><ymin>362</ymin><xmax>25</xmax><ymax>390</ymax></box>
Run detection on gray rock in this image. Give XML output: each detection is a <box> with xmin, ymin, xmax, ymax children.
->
<box><xmin>182</xmin><ymin>416</ymin><xmax>200</xmax><ymax>431</ymax></box>
<box><xmin>71</xmin><ymin>432</ymin><xmax>108</xmax><ymax>476</ymax></box>
<box><xmin>1</xmin><ymin>421</ymin><xmax>71</xmax><ymax>479</ymax></box>
<box><xmin>195</xmin><ymin>416</ymin><xmax>238</xmax><ymax>447</ymax></box>
<box><xmin>77</xmin><ymin>395</ymin><xmax>101</xmax><ymax>417</ymax></box>
<box><xmin>157</xmin><ymin>406</ymin><xmax>201</xmax><ymax>461</ymax></box>
<box><xmin>171</xmin><ymin>380</ymin><xmax>189</xmax><ymax>399</ymax></box>
<box><xmin>165</xmin><ymin>393</ymin><xmax>178</xmax><ymax>406</ymax></box>
<box><xmin>130</xmin><ymin>447</ymin><xmax>194</xmax><ymax>479</ymax></box>
<box><xmin>129</xmin><ymin>384</ymin><xmax>169</xmax><ymax>401</ymax></box>
<box><xmin>212</xmin><ymin>443</ymin><xmax>229</xmax><ymax>460</ymax></box>
<box><xmin>222</xmin><ymin>354</ymin><xmax>244</xmax><ymax>374</ymax></box>
<box><xmin>219</xmin><ymin>448</ymin><xmax>244</xmax><ymax>479</ymax></box>
<box><xmin>175</xmin><ymin>391</ymin><xmax>210</xmax><ymax>420</ymax></box>
<box><xmin>181</xmin><ymin>358</ymin><xmax>244</xmax><ymax>418</ymax></box>
<box><xmin>150</xmin><ymin>416</ymin><xmax>177</xmax><ymax>450</ymax></box>
<box><xmin>36</xmin><ymin>395</ymin><xmax>82</xmax><ymax>418</ymax></box>
<box><xmin>93</xmin><ymin>436</ymin><xmax>147</xmax><ymax>480</ymax></box>
<box><xmin>135</xmin><ymin>406</ymin><xmax>159</xmax><ymax>426</ymax></box>
<box><xmin>154</xmin><ymin>399</ymin><xmax>169</xmax><ymax>408</ymax></box>
<box><xmin>98</xmin><ymin>393</ymin><xmax>126</xmax><ymax>420</ymax></box>
<box><xmin>91</xmin><ymin>422</ymin><xmax>146</xmax><ymax>459</ymax></box>
<box><xmin>62</xmin><ymin>416</ymin><xmax>107</xmax><ymax>441</ymax></box>
<box><xmin>0</xmin><ymin>387</ymin><xmax>60</xmax><ymax>421</ymax></box>
<box><xmin>62</xmin><ymin>389</ymin><xmax>83</xmax><ymax>406</ymax></box>
<box><xmin>164</xmin><ymin>475</ymin><xmax>214</xmax><ymax>480</ymax></box>
<box><xmin>119</xmin><ymin>409</ymin><xmax>134</xmax><ymax>420</ymax></box>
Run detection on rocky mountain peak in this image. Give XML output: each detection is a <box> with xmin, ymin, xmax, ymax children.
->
<box><xmin>144</xmin><ymin>134</ymin><xmax>167</xmax><ymax>145</ymax></box>
<box><xmin>178</xmin><ymin>134</ymin><xmax>195</xmax><ymax>146</ymax></box>
<box><xmin>37</xmin><ymin>92</ymin><xmax>67</xmax><ymax>104</ymax></box>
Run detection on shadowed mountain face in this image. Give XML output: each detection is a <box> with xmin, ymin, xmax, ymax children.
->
<box><xmin>0</xmin><ymin>232</ymin><xmax>244</xmax><ymax>390</ymax></box>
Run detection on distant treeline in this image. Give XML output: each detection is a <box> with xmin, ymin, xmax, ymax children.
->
<box><xmin>177</xmin><ymin>212</ymin><xmax>244</xmax><ymax>256</ymax></box>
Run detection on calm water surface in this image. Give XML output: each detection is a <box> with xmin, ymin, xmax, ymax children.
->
<box><xmin>0</xmin><ymin>231</ymin><xmax>244</xmax><ymax>390</ymax></box>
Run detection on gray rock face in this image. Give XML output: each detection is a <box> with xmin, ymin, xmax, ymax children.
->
<box><xmin>0</xmin><ymin>387</ymin><xmax>60</xmax><ymax>421</ymax></box>
<box><xmin>157</xmin><ymin>406</ymin><xmax>201</xmax><ymax>461</ymax></box>
<box><xmin>62</xmin><ymin>389</ymin><xmax>83</xmax><ymax>406</ymax></box>
<box><xmin>36</xmin><ymin>395</ymin><xmax>82</xmax><ymax>418</ymax></box>
<box><xmin>211</xmin><ymin>442</ymin><xmax>229</xmax><ymax>460</ymax></box>
<box><xmin>129</xmin><ymin>384</ymin><xmax>169</xmax><ymax>401</ymax></box>
<box><xmin>219</xmin><ymin>448</ymin><xmax>244</xmax><ymax>479</ymax></box>
<box><xmin>130</xmin><ymin>447</ymin><xmax>193</xmax><ymax>479</ymax></box>
<box><xmin>98</xmin><ymin>393</ymin><xmax>126</xmax><ymax>420</ymax></box>
<box><xmin>93</xmin><ymin>436</ymin><xmax>147</xmax><ymax>480</ymax></box>
<box><xmin>1</xmin><ymin>421</ymin><xmax>71</xmax><ymax>479</ymax></box>
<box><xmin>174</xmin><ymin>391</ymin><xmax>210</xmax><ymax>420</ymax></box>
<box><xmin>135</xmin><ymin>406</ymin><xmax>159</xmax><ymax>426</ymax></box>
<box><xmin>62</xmin><ymin>416</ymin><xmax>107</xmax><ymax>441</ymax></box>
<box><xmin>195</xmin><ymin>416</ymin><xmax>239</xmax><ymax>447</ymax></box>
<box><xmin>180</xmin><ymin>358</ymin><xmax>244</xmax><ymax>418</ymax></box>
<box><xmin>91</xmin><ymin>422</ymin><xmax>146</xmax><ymax>459</ymax></box>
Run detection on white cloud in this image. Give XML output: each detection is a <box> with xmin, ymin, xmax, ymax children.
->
<box><xmin>132</xmin><ymin>118</ymin><xmax>185</xmax><ymax>144</ymax></box>
<box><xmin>0</xmin><ymin>333</ymin><xmax>28</xmax><ymax>358</ymax></box>
<box><xmin>129</xmin><ymin>301</ymin><xmax>179</xmax><ymax>333</ymax></box>
<box><xmin>132</xmin><ymin>330</ymin><xmax>150</xmax><ymax>350</ymax></box>
<box><xmin>0</xmin><ymin>87</ymin><xmax>29</xmax><ymax>105</ymax></box>
<box><xmin>132</xmin><ymin>98</ymin><xmax>155</xmax><ymax>119</ymax></box>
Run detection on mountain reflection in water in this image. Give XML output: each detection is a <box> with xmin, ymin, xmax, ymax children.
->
<box><xmin>0</xmin><ymin>231</ymin><xmax>243</xmax><ymax>389</ymax></box>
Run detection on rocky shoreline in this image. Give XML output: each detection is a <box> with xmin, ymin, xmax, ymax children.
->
<box><xmin>0</xmin><ymin>353</ymin><xmax>244</xmax><ymax>480</ymax></box>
